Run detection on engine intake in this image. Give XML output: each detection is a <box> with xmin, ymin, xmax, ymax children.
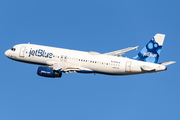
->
<box><xmin>37</xmin><ymin>66</ymin><xmax>62</xmax><ymax>78</ymax></box>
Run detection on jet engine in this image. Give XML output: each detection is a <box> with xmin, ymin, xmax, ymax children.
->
<box><xmin>37</xmin><ymin>66</ymin><xmax>62</xmax><ymax>78</ymax></box>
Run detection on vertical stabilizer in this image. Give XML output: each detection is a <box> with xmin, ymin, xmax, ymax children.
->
<box><xmin>133</xmin><ymin>33</ymin><xmax>165</xmax><ymax>63</ymax></box>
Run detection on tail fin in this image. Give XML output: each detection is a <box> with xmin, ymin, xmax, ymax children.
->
<box><xmin>133</xmin><ymin>33</ymin><xmax>165</xmax><ymax>63</ymax></box>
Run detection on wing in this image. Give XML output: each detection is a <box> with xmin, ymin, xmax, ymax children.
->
<box><xmin>104</xmin><ymin>46</ymin><xmax>138</xmax><ymax>57</ymax></box>
<box><xmin>46</xmin><ymin>61</ymin><xmax>93</xmax><ymax>73</ymax></box>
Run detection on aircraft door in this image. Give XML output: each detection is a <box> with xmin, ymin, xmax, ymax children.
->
<box><xmin>60</xmin><ymin>55</ymin><xmax>67</xmax><ymax>62</ymax></box>
<box><xmin>125</xmin><ymin>61</ymin><xmax>131</xmax><ymax>72</ymax></box>
<box><xmin>19</xmin><ymin>46</ymin><xmax>26</xmax><ymax>57</ymax></box>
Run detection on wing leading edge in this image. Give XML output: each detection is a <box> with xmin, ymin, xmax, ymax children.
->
<box><xmin>104</xmin><ymin>46</ymin><xmax>138</xmax><ymax>57</ymax></box>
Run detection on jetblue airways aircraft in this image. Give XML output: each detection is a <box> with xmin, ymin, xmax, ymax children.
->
<box><xmin>5</xmin><ymin>34</ymin><xmax>175</xmax><ymax>78</ymax></box>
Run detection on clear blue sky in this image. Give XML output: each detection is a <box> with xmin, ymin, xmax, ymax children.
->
<box><xmin>1</xmin><ymin>0</ymin><xmax>179</xmax><ymax>120</ymax></box>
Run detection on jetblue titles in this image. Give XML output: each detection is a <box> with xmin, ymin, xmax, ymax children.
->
<box><xmin>143</xmin><ymin>52</ymin><xmax>157</xmax><ymax>57</ymax></box>
<box><xmin>29</xmin><ymin>48</ymin><xmax>53</xmax><ymax>58</ymax></box>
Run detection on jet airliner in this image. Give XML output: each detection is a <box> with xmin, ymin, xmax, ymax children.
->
<box><xmin>5</xmin><ymin>34</ymin><xmax>175</xmax><ymax>78</ymax></box>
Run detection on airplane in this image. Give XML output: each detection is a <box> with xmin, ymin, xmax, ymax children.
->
<box><xmin>5</xmin><ymin>33</ymin><xmax>175</xmax><ymax>78</ymax></box>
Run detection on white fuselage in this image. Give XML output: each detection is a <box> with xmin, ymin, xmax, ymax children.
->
<box><xmin>5</xmin><ymin>44</ymin><xmax>167</xmax><ymax>76</ymax></box>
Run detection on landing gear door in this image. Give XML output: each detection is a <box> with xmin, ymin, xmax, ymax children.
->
<box><xmin>125</xmin><ymin>61</ymin><xmax>131</xmax><ymax>72</ymax></box>
<box><xmin>19</xmin><ymin>46</ymin><xmax>26</xmax><ymax>57</ymax></box>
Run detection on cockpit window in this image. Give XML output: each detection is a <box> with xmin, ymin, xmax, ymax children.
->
<box><xmin>11</xmin><ymin>48</ymin><xmax>16</xmax><ymax>51</ymax></box>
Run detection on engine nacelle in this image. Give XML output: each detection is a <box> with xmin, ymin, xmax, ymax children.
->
<box><xmin>37</xmin><ymin>66</ymin><xmax>62</xmax><ymax>78</ymax></box>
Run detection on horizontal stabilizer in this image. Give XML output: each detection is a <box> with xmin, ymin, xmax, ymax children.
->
<box><xmin>161</xmin><ymin>61</ymin><xmax>176</xmax><ymax>66</ymax></box>
<box><xmin>141</xmin><ymin>66</ymin><xmax>155</xmax><ymax>71</ymax></box>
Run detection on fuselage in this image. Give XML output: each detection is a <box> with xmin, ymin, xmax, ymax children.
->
<box><xmin>5</xmin><ymin>43</ymin><xmax>167</xmax><ymax>76</ymax></box>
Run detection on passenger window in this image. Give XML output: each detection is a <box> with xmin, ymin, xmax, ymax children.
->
<box><xmin>60</xmin><ymin>55</ymin><xmax>63</xmax><ymax>61</ymax></box>
<box><xmin>64</xmin><ymin>56</ymin><xmax>67</xmax><ymax>61</ymax></box>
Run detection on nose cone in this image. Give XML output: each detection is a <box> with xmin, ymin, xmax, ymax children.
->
<box><xmin>5</xmin><ymin>50</ymin><xmax>10</xmax><ymax>57</ymax></box>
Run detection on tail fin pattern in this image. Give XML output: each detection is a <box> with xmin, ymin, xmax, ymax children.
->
<box><xmin>133</xmin><ymin>34</ymin><xmax>165</xmax><ymax>63</ymax></box>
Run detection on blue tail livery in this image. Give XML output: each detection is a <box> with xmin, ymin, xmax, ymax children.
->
<box><xmin>133</xmin><ymin>34</ymin><xmax>165</xmax><ymax>63</ymax></box>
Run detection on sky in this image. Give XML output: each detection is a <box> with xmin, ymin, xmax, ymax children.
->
<box><xmin>1</xmin><ymin>0</ymin><xmax>180</xmax><ymax>120</ymax></box>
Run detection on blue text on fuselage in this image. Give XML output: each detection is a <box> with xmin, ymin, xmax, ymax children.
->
<box><xmin>29</xmin><ymin>48</ymin><xmax>53</xmax><ymax>58</ymax></box>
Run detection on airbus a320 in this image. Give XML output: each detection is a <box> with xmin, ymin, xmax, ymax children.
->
<box><xmin>5</xmin><ymin>33</ymin><xmax>175</xmax><ymax>78</ymax></box>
